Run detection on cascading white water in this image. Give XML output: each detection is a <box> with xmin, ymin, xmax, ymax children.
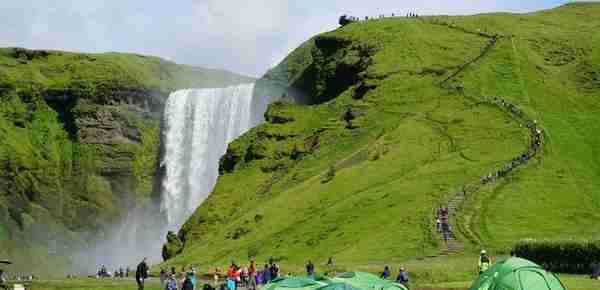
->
<box><xmin>71</xmin><ymin>83</ymin><xmax>274</xmax><ymax>274</ymax></box>
<box><xmin>160</xmin><ymin>83</ymin><xmax>260</xmax><ymax>229</ymax></box>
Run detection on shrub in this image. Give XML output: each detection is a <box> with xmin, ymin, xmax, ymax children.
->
<box><xmin>512</xmin><ymin>239</ymin><xmax>600</xmax><ymax>274</ymax></box>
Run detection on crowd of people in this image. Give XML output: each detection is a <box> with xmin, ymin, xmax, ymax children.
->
<box><xmin>480</xmin><ymin>96</ymin><xmax>542</xmax><ymax>185</ymax></box>
<box><xmin>96</xmin><ymin>264</ymin><xmax>131</xmax><ymax>278</ymax></box>
<box><xmin>154</xmin><ymin>258</ymin><xmax>287</xmax><ymax>290</ymax></box>
<box><xmin>339</xmin><ymin>12</ymin><xmax>421</xmax><ymax>26</ymax></box>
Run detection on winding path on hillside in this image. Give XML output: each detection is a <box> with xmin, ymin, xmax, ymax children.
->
<box><xmin>419</xmin><ymin>18</ymin><xmax>544</xmax><ymax>256</ymax></box>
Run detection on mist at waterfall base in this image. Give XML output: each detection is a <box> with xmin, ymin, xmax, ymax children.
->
<box><xmin>70</xmin><ymin>83</ymin><xmax>277</xmax><ymax>274</ymax></box>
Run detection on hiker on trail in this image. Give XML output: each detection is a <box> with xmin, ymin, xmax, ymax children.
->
<box><xmin>441</xmin><ymin>222</ymin><xmax>452</xmax><ymax>243</ymax></box>
<box><xmin>165</xmin><ymin>274</ymin><xmax>178</xmax><ymax>290</ymax></box>
<box><xmin>306</xmin><ymin>260</ymin><xmax>315</xmax><ymax>278</ymax></box>
<box><xmin>135</xmin><ymin>258</ymin><xmax>149</xmax><ymax>290</ymax></box>
<box><xmin>436</xmin><ymin>217</ymin><xmax>442</xmax><ymax>233</ymax></box>
<box><xmin>380</xmin><ymin>266</ymin><xmax>391</xmax><ymax>279</ymax></box>
<box><xmin>396</xmin><ymin>267</ymin><xmax>409</xmax><ymax>288</ymax></box>
<box><xmin>478</xmin><ymin>250</ymin><xmax>491</xmax><ymax>274</ymax></box>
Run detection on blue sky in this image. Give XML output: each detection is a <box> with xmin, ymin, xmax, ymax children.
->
<box><xmin>0</xmin><ymin>0</ymin><xmax>569</xmax><ymax>77</ymax></box>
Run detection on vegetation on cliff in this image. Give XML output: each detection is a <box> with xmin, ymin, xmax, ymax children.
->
<box><xmin>0</xmin><ymin>47</ymin><xmax>253</xmax><ymax>273</ymax></box>
<box><xmin>165</xmin><ymin>2</ymin><xmax>600</xmax><ymax>274</ymax></box>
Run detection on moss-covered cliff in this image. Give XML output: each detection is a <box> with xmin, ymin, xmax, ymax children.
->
<box><xmin>0</xmin><ymin>47</ymin><xmax>253</xmax><ymax>273</ymax></box>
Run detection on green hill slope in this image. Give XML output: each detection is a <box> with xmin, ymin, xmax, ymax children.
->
<box><xmin>0</xmin><ymin>47</ymin><xmax>253</xmax><ymax>273</ymax></box>
<box><xmin>167</xmin><ymin>3</ymin><xmax>600</xmax><ymax>270</ymax></box>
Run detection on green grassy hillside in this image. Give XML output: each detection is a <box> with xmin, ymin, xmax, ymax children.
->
<box><xmin>165</xmin><ymin>2</ymin><xmax>600</xmax><ymax>273</ymax></box>
<box><xmin>0</xmin><ymin>47</ymin><xmax>253</xmax><ymax>274</ymax></box>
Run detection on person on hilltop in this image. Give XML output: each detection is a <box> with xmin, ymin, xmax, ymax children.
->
<box><xmin>396</xmin><ymin>267</ymin><xmax>409</xmax><ymax>289</ymax></box>
<box><xmin>306</xmin><ymin>260</ymin><xmax>315</xmax><ymax>278</ymax></box>
<box><xmin>478</xmin><ymin>250</ymin><xmax>491</xmax><ymax>274</ymax></box>
<box><xmin>380</xmin><ymin>266</ymin><xmax>391</xmax><ymax>279</ymax></box>
<box><xmin>135</xmin><ymin>258</ymin><xmax>149</xmax><ymax>290</ymax></box>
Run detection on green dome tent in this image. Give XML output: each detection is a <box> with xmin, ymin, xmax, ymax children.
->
<box><xmin>263</xmin><ymin>276</ymin><xmax>329</xmax><ymax>290</ymax></box>
<box><xmin>332</xmin><ymin>272</ymin><xmax>408</xmax><ymax>290</ymax></box>
<box><xmin>469</xmin><ymin>257</ymin><xmax>566</xmax><ymax>290</ymax></box>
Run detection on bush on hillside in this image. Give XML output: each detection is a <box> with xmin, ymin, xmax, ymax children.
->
<box><xmin>512</xmin><ymin>239</ymin><xmax>600</xmax><ymax>274</ymax></box>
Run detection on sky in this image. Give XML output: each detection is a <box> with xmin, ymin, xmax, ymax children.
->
<box><xmin>0</xmin><ymin>0</ymin><xmax>569</xmax><ymax>77</ymax></box>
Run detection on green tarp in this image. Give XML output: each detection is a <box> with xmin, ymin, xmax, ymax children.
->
<box><xmin>469</xmin><ymin>257</ymin><xmax>566</xmax><ymax>290</ymax></box>
<box><xmin>332</xmin><ymin>272</ymin><xmax>408</xmax><ymax>290</ymax></box>
<box><xmin>263</xmin><ymin>277</ymin><xmax>328</xmax><ymax>290</ymax></box>
<box><xmin>262</xmin><ymin>273</ymin><xmax>408</xmax><ymax>290</ymax></box>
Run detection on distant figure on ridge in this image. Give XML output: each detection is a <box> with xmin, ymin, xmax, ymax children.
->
<box><xmin>135</xmin><ymin>258</ymin><xmax>149</xmax><ymax>290</ymax></box>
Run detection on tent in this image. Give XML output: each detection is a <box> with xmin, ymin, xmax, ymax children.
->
<box><xmin>592</xmin><ymin>263</ymin><xmax>600</xmax><ymax>279</ymax></box>
<box><xmin>263</xmin><ymin>277</ymin><xmax>329</xmax><ymax>290</ymax></box>
<box><xmin>332</xmin><ymin>272</ymin><xmax>408</xmax><ymax>290</ymax></box>
<box><xmin>316</xmin><ymin>282</ymin><xmax>361</xmax><ymax>290</ymax></box>
<box><xmin>469</xmin><ymin>257</ymin><xmax>566</xmax><ymax>290</ymax></box>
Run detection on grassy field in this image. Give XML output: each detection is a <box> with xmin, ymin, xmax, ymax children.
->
<box><xmin>27</xmin><ymin>278</ymin><xmax>162</xmax><ymax>290</ymax></box>
<box><xmin>22</xmin><ymin>271</ymin><xmax>599</xmax><ymax>290</ymax></box>
<box><xmin>163</xmin><ymin>2</ymin><xmax>600</xmax><ymax>272</ymax></box>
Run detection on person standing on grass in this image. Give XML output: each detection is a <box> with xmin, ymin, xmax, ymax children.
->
<box><xmin>396</xmin><ymin>267</ymin><xmax>409</xmax><ymax>289</ymax></box>
<box><xmin>249</xmin><ymin>259</ymin><xmax>258</xmax><ymax>290</ymax></box>
<box><xmin>135</xmin><ymin>258</ymin><xmax>149</xmax><ymax>290</ymax></box>
<box><xmin>380</xmin><ymin>266</ymin><xmax>391</xmax><ymax>279</ymax></box>
<box><xmin>263</xmin><ymin>264</ymin><xmax>271</xmax><ymax>283</ymax></box>
<box><xmin>182</xmin><ymin>271</ymin><xmax>195</xmax><ymax>290</ymax></box>
<box><xmin>306</xmin><ymin>260</ymin><xmax>315</xmax><ymax>278</ymax></box>
<box><xmin>478</xmin><ymin>250</ymin><xmax>491</xmax><ymax>274</ymax></box>
<box><xmin>227</xmin><ymin>263</ymin><xmax>238</xmax><ymax>290</ymax></box>
<box><xmin>165</xmin><ymin>274</ymin><xmax>178</xmax><ymax>290</ymax></box>
<box><xmin>160</xmin><ymin>268</ymin><xmax>167</xmax><ymax>284</ymax></box>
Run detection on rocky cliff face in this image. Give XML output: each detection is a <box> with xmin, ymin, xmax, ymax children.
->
<box><xmin>0</xmin><ymin>47</ymin><xmax>252</xmax><ymax>274</ymax></box>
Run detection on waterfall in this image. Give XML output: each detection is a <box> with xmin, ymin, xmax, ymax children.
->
<box><xmin>160</xmin><ymin>83</ymin><xmax>261</xmax><ymax>229</ymax></box>
<box><xmin>70</xmin><ymin>83</ymin><xmax>273</xmax><ymax>273</ymax></box>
